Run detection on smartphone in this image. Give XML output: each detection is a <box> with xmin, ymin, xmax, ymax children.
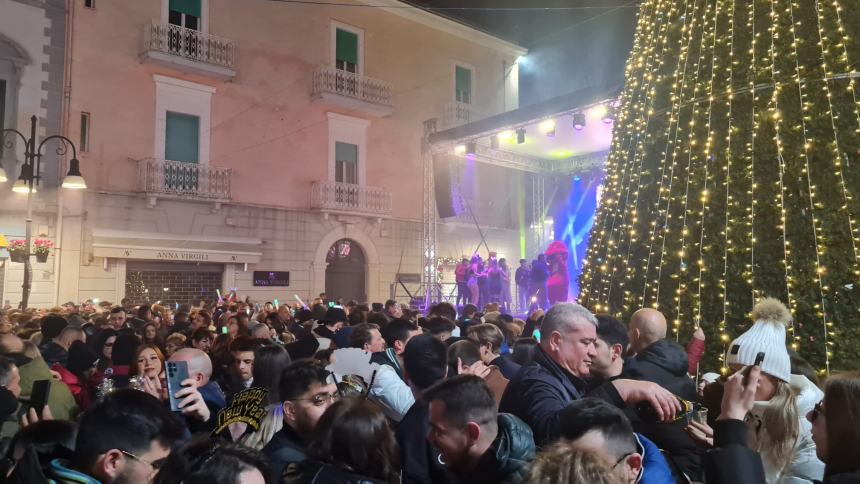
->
<box><xmin>30</xmin><ymin>379</ymin><xmax>51</xmax><ymax>414</ymax></box>
<box><xmin>742</xmin><ymin>352</ymin><xmax>765</xmax><ymax>384</ymax></box>
<box><xmin>165</xmin><ymin>361</ymin><xmax>190</xmax><ymax>412</ymax></box>
<box><xmin>221</xmin><ymin>326</ymin><xmax>228</xmax><ymax>334</ymax></box>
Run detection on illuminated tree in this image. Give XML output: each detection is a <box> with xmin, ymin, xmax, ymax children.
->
<box><xmin>580</xmin><ymin>0</ymin><xmax>860</xmax><ymax>373</ymax></box>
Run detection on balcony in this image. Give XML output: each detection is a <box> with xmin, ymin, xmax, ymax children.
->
<box><xmin>141</xmin><ymin>21</ymin><xmax>236</xmax><ymax>80</ymax></box>
<box><xmin>138</xmin><ymin>158</ymin><xmax>232</xmax><ymax>208</ymax></box>
<box><xmin>439</xmin><ymin>101</ymin><xmax>482</xmax><ymax>129</ymax></box>
<box><xmin>311</xmin><ymin>66</ymin><xmax>394</xmax><ymax>117</ymax></box>
<box><xmin>310</xmin><ymin>180</ymin><xmax>392</xmax><ymax>219</ymax></box>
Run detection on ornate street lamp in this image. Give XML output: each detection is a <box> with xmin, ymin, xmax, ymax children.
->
<box><xmin>2</xmin><ymin>115</ymin><xmax>86</xmax><ymax>309</ymax></box>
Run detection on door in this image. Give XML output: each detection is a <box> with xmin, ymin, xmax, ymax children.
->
<box><xmin>168</xmin><ymin>0</ymin><xmax>201</xmax><ymax>56</ymax></box>
<box><xmin>325</xmin><ymin>239</ymin><xmax>366</xmax><ymax>302</ymax></box>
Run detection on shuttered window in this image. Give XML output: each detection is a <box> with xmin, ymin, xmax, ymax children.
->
<box><xmin>165</xmin><ymin>112</ymin><xmax>199</xmax><ymax>163</ymax></box>
<box><xmin>335</xmin><ymin>141</ymin><xmax>358</xmax><ymax>184</ymax></box>
<box><xmin>455</xmin><ymin>66</ymin><xmax>472</xmax><ymax>104</ymax></box>
<box><xmin>335</xmin><ymin>29</ymin><xmax>359</xmax><ymax>73</ymax></box>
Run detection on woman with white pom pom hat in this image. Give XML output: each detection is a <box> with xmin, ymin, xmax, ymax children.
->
<box><xmin>724</xmin><ymin>297</ymin><xmax>825</xmax><ymax>484</ymax></box>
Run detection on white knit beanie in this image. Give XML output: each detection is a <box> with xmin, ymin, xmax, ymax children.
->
<box><xmin>725</xmin><ymin>297</ymin><xmax>792</xmax><ymax>382</ymax></box>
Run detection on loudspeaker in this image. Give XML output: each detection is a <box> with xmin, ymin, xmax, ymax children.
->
<box><xmin>434</xmin><ymin>157</ymin><xmax>456</xmax><ymax>219</ymax></box>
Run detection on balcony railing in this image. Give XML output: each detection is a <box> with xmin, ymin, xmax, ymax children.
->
<box><xmin>311</xmin><ymin>66</ymin><xmax>394</xmax><ymax>116</ymax></box>
<box><xmin>142</xmin><ymin>21</ymin><xmax>236</xmax><ymax>79</ymax></box>
<box><xmin>310</xmin><ymin>180</ymin><xmax>392</xmax><ymax>217</ymax></box>
<box><xmin>139</xmin><ymin>158</ymin><xmax>232</xmax><ymax>204</ymax></box>
<box><xmin>440</xmin><ymin>101</ymin><xmax>482</xmax><ymax>129</ymax></box>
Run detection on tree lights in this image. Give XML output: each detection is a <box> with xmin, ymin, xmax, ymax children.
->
<box><xmin>580</xmin><ymin>0</ymin><xmax>860</xmax><ymax>373</ymax></box>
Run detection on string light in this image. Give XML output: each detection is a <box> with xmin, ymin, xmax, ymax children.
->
<box><xmin>579</xmin><ymin>0</ymin><xmax>860</xmax><ymax>373</ymax></box>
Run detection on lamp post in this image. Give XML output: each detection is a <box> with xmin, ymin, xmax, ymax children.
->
<box><xmin>1</xmin><ymin>115</ymin><xmax>86</xmax><ymax>309</ymax></box>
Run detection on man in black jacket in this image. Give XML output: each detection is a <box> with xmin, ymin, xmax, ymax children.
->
<box><xmin>623</xmin><ymin>308</ymin><xmax>703</xmax><ymax>480</ymax></box>
<box><xmin>262</xmin><ymin>360</ymin><xmax>338</xmax><ymax>483</ymax></box>
<box><xmin>425</xmin><ymin>375</ymin><xmax>535</xmax><ymax>484</ymax></box>
<box><xmin>396</xmin><ymin>334</ymin><xmax>449</xmax><ymax>484</ymax></box>
<box><xmin>499</xmin><ymin>303</ymin><xmax>681</xmax><ymax>446</ymax></box>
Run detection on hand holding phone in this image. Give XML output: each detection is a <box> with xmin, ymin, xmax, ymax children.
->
<box><xmin>29</xmin><ymin>379</ymin><xmax>51</xmax><ymax>415</ymax></box>
<box><xmin>742</xmin><ymin>352</ymin><xmax>765</xmax><ymax>385</ymax></box>
<box><xmin>165</xmin><ymin>361</ymin><xmax>190</xmax><ymax>412</ymax></box>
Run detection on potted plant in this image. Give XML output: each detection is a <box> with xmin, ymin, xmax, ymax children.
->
<box><xmin>8</xmin><ymin>239</ymin><xmax>27</xmax><ymax>263</ymax></box>
<box><xmin>33</xmin><ymin>239</ymin><xmax>53</xmax><ymax>263</ymax></box>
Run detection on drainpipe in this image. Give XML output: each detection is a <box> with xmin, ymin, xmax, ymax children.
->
<box><xmin>54</xmin><ymin>0</ymin><xmax>75</xmax><ymax>306</ymax></box>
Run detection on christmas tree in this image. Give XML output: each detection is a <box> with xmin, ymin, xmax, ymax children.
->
<box><xmin>580</xmin><ymin>0</ymin><xmax>860</xmax><ymax>373</ymax></box>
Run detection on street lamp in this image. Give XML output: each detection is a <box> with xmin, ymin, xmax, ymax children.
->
<box><xmin>2</xmin><ymin>115</ymin><xmax>86</xmax><ymax>309</ymax></box>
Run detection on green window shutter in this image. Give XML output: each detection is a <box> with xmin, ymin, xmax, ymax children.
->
<box><xmin>455</xmin><ymin>66</ymin><xmax>472</xmax><ymax>95</ymax></box>
<box><xmin>336</xmin><ymin>142</ymin><xmax>358</xmax><ymax>164</ymax></box>
<box><xmin>336</xmin><ymin>29</ymin><xmax>359</xmax><ymax>66</ymax></box>
<box><xmin>165</xmin><ymin>112</ymin><xmax>199</xmax><ymax>163</ymax></box>
<box><xmin>169</xmin><ymin>0</ymin><xmax>201</xmax><ymax>17</ymax></box>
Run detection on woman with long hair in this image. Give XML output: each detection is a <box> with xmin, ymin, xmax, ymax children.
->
<box><xmin>142</xmin><ymin>323</ymin><xmax>164</xmax><ymax>352</ymax></box>
<box><xmin>807</xmin><ymin>371</ymin><xmax>860</xmax><ymax>482</ymax></box>
<box><xmin>283</xmin><ymin>398</ymin><xmax>400</xmax><ymax>484</ymax></box>
<box><xmin>90</xmin><ymin>328</ymin><xmax>117</xmax><ymax>371</ymax></box>
<box><xmin>251</xmin><ymin>344</ymin><xmax>291</xmax><ymax>406</ymax></box>
<box><xmin>688</xmin><ymin>298</ymin><xmax>824</xmax><ymax>483</ymax></box>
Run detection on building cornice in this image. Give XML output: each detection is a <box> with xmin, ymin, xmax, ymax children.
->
<box><xmin>354</xmin><ymin>0</ymin><xmax>528</xmax><ymax>57</ymax></box>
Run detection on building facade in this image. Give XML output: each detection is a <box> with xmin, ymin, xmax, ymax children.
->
<box><xmin>0</xmin><ymin>0</ymin><xmax>525</xmax><ymax>307</ymax></box>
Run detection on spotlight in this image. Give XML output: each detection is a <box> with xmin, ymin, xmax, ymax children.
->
<box><xmin>497</xmin><ymin>130</ymin><xmax>515</xmax><ymax>143</ymax></box>
<box><xmin>454</xmin><ymin>144</ymin><xmax>466</xmax><ymax>155</ymax></box>
<box><xmin>539</xmin><ymin>119</ymin><xmax>556</xmax><ymax>137</ymax></box>
<box><xmin>573</xmin><ymin>112</ymin><xmax>586</xmax><ymax>130</ymax></box>
<box><xmin>465</xmin><ymin>142</ymin><xmax>476</xmax><ymax>156</ymax></box>
<box><xmin>516</xmin><ymin>128</ymin><xmax>526</xmax><ymax>144</ymax></box>
<box><xmin>602</xmin><ymin>105</ymin><xmax>615</xmax><ymax>124</ymax></box>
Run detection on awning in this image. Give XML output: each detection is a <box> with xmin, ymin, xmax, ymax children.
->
<box><xmin>92</xmin><ymin>229</ymin><xmax>262</xmax><ymax>264</ymax></box>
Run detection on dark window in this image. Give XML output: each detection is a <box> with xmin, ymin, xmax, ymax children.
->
<box><xmin>80</xmin><ymin>112</ymin><xmax>90</xmax><ymax>152</ymax></box>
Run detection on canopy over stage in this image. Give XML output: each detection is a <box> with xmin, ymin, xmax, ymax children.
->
<box><xmin>417</xmin><ymin>86</ymin><xmax>621</xmax><ymax>307</ymax></box>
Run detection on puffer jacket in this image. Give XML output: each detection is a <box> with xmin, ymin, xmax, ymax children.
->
<box><xmin>747</xmin><ymin>374</ymin><xmax>825</xmax><ymax>484</ymax></box>
<box><xmin>444</xmin><ymin>413</ymin><xmax>536</xmax><ymax>484</ymax></box>
<box><xmin>623</xmin><ymin>339</ymin><xmax>703</xmax><ymax>480</ymax></box>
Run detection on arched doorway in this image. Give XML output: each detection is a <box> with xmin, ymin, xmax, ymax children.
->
<box><xmin>325</xmin><ymin>238</ymin><xmax>366</xmax><ymax>302</ymax></box>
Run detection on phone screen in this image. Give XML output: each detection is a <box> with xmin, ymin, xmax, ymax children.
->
<box><xmin>30</xmin><ymin>379</ymin><xmax>51</xmax><ymax>414</ymax></box>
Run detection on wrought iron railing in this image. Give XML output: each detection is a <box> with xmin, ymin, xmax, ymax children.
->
<box><xmin>312</xmin><ymin>66</ymin><xmax>393</xmax><ymax>107</ymax></box>
<box><xmin>440</xmin><ymin>101</ymin><xmax>482</xmax><ymax>129</ymax></box>
<box><xmin>138</xmin><ymin>158</ymin><xmax>231</xmax><ymax>201</ymax></box>
<box><xmin>310</xmin><ymin>180</ymin><xmax>392</xmax><ymax>216</ymax></box>
<box><xmin>144</xmin><ymin>21</ymin><xmax>236</xmax><ymax>68</ymax></box>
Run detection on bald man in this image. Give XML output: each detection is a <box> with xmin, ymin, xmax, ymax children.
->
<box><xmin>627</xmin><ymin>308</ymin><xmax>668</xmax><ymax>357</ymax></box>
<box><xmin>169</xmin><ymin>348</ymin><xmax>226</xmax><ymax>414</ymax></box>
<box><xmin>623</xmin><ymin>308</ymin><xmax>702</xmax><ymax>480</ymax></box>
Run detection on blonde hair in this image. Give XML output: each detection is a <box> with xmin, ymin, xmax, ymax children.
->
<box><xmin>754</xmin><ymin>378</ymin><xmax>800</xmax><ymax>476</ymax></box>
<box><xmin>526</xmin><ymin>442</ymin><xmax>626</xmax><ymax>484</ymax></box>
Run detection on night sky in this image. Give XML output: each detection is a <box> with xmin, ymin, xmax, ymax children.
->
<box><xmin>408</xmin><ymin>0</ymin><xmax>639</xmax><ymax>106</ymax></box>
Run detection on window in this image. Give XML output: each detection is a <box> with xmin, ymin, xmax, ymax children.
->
<box><xmin>165</xmin><ymin>111</ymin><xmax>199</xmax><ymax>163</ymax></box>
<box><xmin>84</xmin><ymin>0</ymin><xmax>95</xmax><ymax>8</ymax></box>
<box><xmin>0</xmin><ymin>80</ymin><xmax>5</xmax><ymax>139</ymax></box>
<box><xmin>455</xmin><ymin>65</ymin><xmax>472</xmax><ymax>104</ymax></box>
<box><xmin>335</xmin><ymin>28</ymin><xmax>359</xmax><ymax>73</ymax></box>
<box><xmin>335</xmin><ymin>142</ymin><xmax>358</xmax><ymax>185</ymax></box>
<box><xmin>79</xmin><ymin>112</ymin><xmax>90</xmax><ymax>153</ymax></box>
<box><xmin>168</xmin><ymin>0</ymin><xmax>200</xmax><ymax>30</ymax></box>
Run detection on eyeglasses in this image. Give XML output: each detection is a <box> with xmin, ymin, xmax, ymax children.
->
<box><xmin>810</xmin><ymin>401</ymin><xmax>826</xmax><ymax>422</ymax></box>
<box><xmin>119</xmin><ymin>449</ymin><xmax>165</xmax><ymax>470</ymax></box>
<box><xmin>613</xmin><ymin>452</ymin><xmax>634</xmax><ymax>469</ymax></box>
<box><xmin>291</xmin><ymin>391</ymin><xmax>340</xmax><ymax>407</ymax></box>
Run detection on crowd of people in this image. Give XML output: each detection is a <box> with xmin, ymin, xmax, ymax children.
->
<box><xmin>454</xmin><ymin>252</ymin><xmax>552</xmax><ymax>314</ymax></box>
<box><xmin>0</xmin><ymin>293</ymin><xmax>857</xmax><ymax>484</ymax></box>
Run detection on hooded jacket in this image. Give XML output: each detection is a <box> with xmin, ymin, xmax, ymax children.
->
<box><xmin>624</xmin><ymin>339</ymin><xmax>698</xmax><ymax>400</ymax></box>
<box><xmin>443</xmin><ymin>413</ymin><xmax>536</xmax><ymax>484</ymax></box>
<box><xmin>623</xmin><ymin>339</ymin><xmax>703</xmax><ymax>480</ymax></box>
